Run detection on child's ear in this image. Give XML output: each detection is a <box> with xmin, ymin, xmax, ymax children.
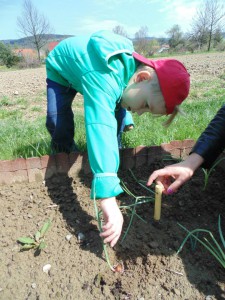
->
<box><xmin>135</xmin><ymin>71</ymin><xmax>152</xmax><ymax>83</ymax></box>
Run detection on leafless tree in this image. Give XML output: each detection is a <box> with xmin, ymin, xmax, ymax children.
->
<box><xmin>191</xmin><ymin>0</ymin><xmax>225</xmax><ymax>51</ymax></box>
<box><xmin>134</xmin><ymin>26</ymin><xmax>149</xmax><ymax>55</ymax></box>
<box><xmin>17</xmin><ymin>0</ymin><xmax>53</xmax><ymax>62</ymax></box>
<box><xmin>112</xmin><ymin>25</ymin><xmax>128</xmax><ymax>38</ymax></box>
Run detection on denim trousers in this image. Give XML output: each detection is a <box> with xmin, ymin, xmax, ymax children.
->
<box><xmin>46</xmin><ymin>79</ymin><xmax>128</xmax><ymax>153</ymax></box>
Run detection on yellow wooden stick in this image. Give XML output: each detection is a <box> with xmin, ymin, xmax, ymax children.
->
<box><xmin>154</xmin><ymin>185</ymin><xmax>163</xmax><ymax>221</ymax></box>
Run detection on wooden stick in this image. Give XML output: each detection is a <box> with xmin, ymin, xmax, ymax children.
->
<box><xmin>154</xmin><ymin>185</ymin><xmax>163</xmax><ymax>221</ymax></box>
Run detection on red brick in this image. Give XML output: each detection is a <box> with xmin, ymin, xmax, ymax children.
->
<box><xmin>14</xmin><ymin>170</ymin><xmax>28</xmax><ymax>183</ymax></box>
<box><xmin>26</xmin><ymin>157</ymin><xmax>41</xmax><ymax>169</ymax></box>
<box><xmin>55</xmin><ymin>153</ymin><xmax>70</xmax><ymax>173</ymax></box>
<box><xmin>41</xmin><ymin>155</ymin><xmax>57</xmax><ymax>179</ymax></box>
<box><xmin>182</xmin><ymin>139</ymin><xmax>196</xmax><ymax>148</ymax></box>
<box><xmin>181</xmin><ymin>147</ymin><xmax>192</xmax><ymax>159</ymax></box>
<box><xmin>0</xmin><ymin>160</ymin><xmax>13</xmax><ymax>172</ymax></box>
<box><xmin>69</xmin><ymin>152</ymin><xmax>80</xmax><ymax>166</ymax></box>
<box><xmin>120</xmin><ymin>148</ymin><xmax>135</xmax><ymax>170</ymax></box>
<box><xmin>170</xmin><ymin>148</ymin><xmax>181</xmax><ymax>159</ymax></box>
<box><xmin>0</xmin><ymin>171</ymin><xmax>14</xmax><ymax>185</ymax></box>
<box><xmin>147</xmin><ymin>146</ymin><xmax>163</xmax><ymax>165</ymax></box>
<box><xmin>170</xmin><ymin>140</ymin><xmax>182</xmax><ymax>148</ymax></box>
<box><xmin>161</xmin><ymin>143</ymin><xmax>173</xmax><ymax>152</ymax></box>
<box><xmin>135</xmin><ymin>146</ymin><xmax>148</xmax><ymax>168</ymax></box>
<box><xmin>12</xmin><ymin>158</ymin><xmax>27</xmax><ymax>171</ymax></box>
<box><xmin>28</xmin><ymin>168</ymin><xmax>44</xmax><ymax>182</ymax></box>
<box><xmin>68</xmin><ymin>154</ymin><xmax>83</xmax><ymax>176</ymax></box>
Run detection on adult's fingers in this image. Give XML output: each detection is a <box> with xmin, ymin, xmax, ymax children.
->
<box><xmin>147</xmin><ymin>169</ymin><xmax>174</xmax><ymax>186</ymax></box>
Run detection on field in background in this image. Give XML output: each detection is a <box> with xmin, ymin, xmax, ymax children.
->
<box><xmin>0</xmin><ymin>52</ymin><xmax>225</xmax><ymax>160</ymax></box>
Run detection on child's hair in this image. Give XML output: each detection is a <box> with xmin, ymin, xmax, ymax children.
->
<box><xmin>134</xmin><ymin>64</ymin><xmax>183</xmax><ymax>127</ymax></box>
<box><xmin>162</xmin><ymin>105</ymin><xmax>183</xmax><ymax>127</ymax></box>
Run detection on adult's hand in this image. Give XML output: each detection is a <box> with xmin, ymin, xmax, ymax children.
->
<box><xmin>147</xmin><ymin>153</ymin><xmax>204</xmax><ymax>194</ymax></box>
<box><xmin>100</xmin><ymin>197</ymin><xmax>123</xmax><ymax>247</ymax></box>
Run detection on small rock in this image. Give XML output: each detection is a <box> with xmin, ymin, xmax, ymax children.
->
<box><xmin>31</xmin><ymin>283</ymin><xmax>37</xmax><ymax>289</ymax></box>
<box><xmin>13</xmin><ymin>91</ymin><xmax>19</xmax><ymax>95</ymax></box>
<box><xmin>148</xmin><ymin>241</ymin><xmax>159</xmax><ymax>249</ymax></box>
<box><xmin>65</xmin><ymin>234</ymin><xmax>72</xmax><ymax>241</ymax></box>
<box><xmin>173</xmin><ymin>288</ymin><xmax>180</xmax><ymax>296</ymax></box>
<box><xmin>77</xmin><ymin>232</ymin><xmax>85</xmax><ymax>243</ymax></box>
<box><xmin>206</xmin><ymin>296</ymin><xmax>213</xmax><ymax>300</ymax></box>
<box><xmin>43</xmin><ymin>264</ymin><xmax>51</xmax><ymax>274</ymax></box>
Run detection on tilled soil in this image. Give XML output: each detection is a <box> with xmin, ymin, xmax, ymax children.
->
<box><xmin>0</xmin><ymin>162</ymin><xmax>224</xmax><ymax>300</ymax></box>
<box><xmin>1</xmin><ymin>52</ymin><xmax>225</xmax><ymax>99</ymax></box>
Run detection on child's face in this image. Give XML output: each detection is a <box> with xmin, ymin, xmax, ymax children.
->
<box><xmin>122</xmin><ymin>73</ymin><xmax>166</xmax><ymax>116</ymax></box>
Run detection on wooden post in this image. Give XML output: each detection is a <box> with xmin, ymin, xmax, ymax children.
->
<box><xmin>154</xmin><ymin>185</ymin><xmax>163</xmax><ymax>221</ymax></box>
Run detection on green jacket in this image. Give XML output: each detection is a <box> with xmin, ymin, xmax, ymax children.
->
<box><xmin>46</xmin><ymin>30</ymin><xmax>138</xmax><ymax>199</ymax></box>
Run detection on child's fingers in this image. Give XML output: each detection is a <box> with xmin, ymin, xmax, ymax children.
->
<box><xmin>100</xmin><ymin>223</ymin><xmax>114</xmax><ymax>237</ymax></box>
<box><xmin>103</xmin><ymin>232</ymin><xmax>120</xmax><ymax>246</ymax></box>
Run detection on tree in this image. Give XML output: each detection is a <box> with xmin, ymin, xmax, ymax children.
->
<box><xmin>112</xmin><ymin>25</ymin><xmax>128</xmax><ymax>38</ymax></box>
<box><xmin>134</xmin><ymin>26</ymin><xmax>149</xmax><ymax>56</ymax></box>
<box><xmin>166</xmin><ymin>25</ymin><xmax>184</xmax><ymax>50</ymax></box>
<box><xmin>17</xmin><ymin>0</ymin><xmax>53</xmax><ymax>62</ymax></box>
<box><xmin>206</xmin><ymin>0</ymin><xmax>225</xmax><ymax>51</ymax></box>
<box><xmin>191</xmin><ymin>0</ymin><xmax>225</xmax><ymax>51</ymax></box>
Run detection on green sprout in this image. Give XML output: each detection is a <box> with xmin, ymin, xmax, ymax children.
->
<box><xmin>17</xmin><ymin>219</ymin><xmax>51</xmax><ymax>252</ymax></box>
<box><xmin>177</xmin><ymin>215</ymin><xmax>225</xmax><ymax>268</ymax></box>
<box><xmin>202</xmin><ymin>157</ymin><xmax>225</xmax><ymax>190</ymax></box>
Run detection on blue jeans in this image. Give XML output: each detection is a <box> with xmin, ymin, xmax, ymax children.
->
<box><xmin>46</xmin><ymin>79</ymin><xmax>77</xmax><ymax>153</ymax></box>
<box><xmin>46</xmin><ymin>79</ymin><xmax>132</xmax><ymax>153</ymax></box>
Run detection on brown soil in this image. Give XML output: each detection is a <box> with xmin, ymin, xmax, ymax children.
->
<box><xmin>0</xmin><ymin>160</ymin><xmax>224</xmax><ymax>300</ymax></box>
<box><xmin>0</xmin><ymin>52</ymin><xmax>225</xmax><ymax>300</ymax></box>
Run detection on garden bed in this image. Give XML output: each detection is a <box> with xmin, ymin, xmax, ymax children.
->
<box><xmin>0</xmin><ymin>154</ymin><xmax>224</xmax><ymax>300</ymax></box>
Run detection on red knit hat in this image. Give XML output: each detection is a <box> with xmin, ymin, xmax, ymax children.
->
<box><xmin>132</xmin><ymin>52</ymin><xmax>190</xmax><ymax>114</ymax></box>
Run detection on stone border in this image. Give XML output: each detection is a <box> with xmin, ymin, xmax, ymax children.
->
<box><xmin>0</xmin><ymin>139</ymin><xmax>225</xmax><ymax>185</ymax></box>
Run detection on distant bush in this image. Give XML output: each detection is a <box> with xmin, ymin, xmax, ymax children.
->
<box><xmin>17</xmin><ymin>56</ymin><xmax>41</xmax><ymax>69</ymax></box>
<box><xmin>0</xmin><ymin>42</ymin><xmax>21</xmax><ymax>68</ymax></box>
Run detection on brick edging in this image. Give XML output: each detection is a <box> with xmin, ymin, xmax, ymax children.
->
<box><xmin>0</xmin><ymin>139</ymin><xmax>199</xmax><ymax>185</ymax></box>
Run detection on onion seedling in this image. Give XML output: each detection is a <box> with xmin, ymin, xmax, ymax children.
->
<box><xmin>202</xmin><ymin>157</ymin><xmax>225</xmax><ymax>190</ymax></box>
<box><xmin>177</xmin><ymin>215</ymin><xmax>225</xmax><ymax>268</ymax></box>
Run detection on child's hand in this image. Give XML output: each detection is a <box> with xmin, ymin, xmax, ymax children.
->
<box><xmin>100</xmin><ymin>197</ymin><xmax>123</xmax><ymax>247</ymax></box>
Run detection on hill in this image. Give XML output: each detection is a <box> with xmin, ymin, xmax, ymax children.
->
<box><xmin>1</xmin><ymin>34</ymin><xmax>73</xmax><ymax>48</ymax></box>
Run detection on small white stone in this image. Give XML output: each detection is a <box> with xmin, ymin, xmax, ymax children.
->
<box><xmin>77</xmin><ymin>232</ymin><xmax>85</xmax><ymax>242</ymax></box>
<box><xmin>65</xmin><ymin>234</ymin><xmax>72</xmax><ymax>241</ymax></box>
<box><xmin>43</xmin><ymin>264</ymin><xmax>51</xmax><ymax>273</ymax></box>
<box><xmin>31</xmin><ymin>283</ymin><xmax>37</xmax><ymax>289</ymax></box>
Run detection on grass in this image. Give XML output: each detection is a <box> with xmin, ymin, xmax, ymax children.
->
<box><xmin>0</xmin><ymin>57</ymin><xmax>225</xmax><ymax>160</ymax></box>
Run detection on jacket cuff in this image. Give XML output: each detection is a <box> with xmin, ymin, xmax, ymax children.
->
<box><xmin>90</xmin><ymin>174</ymin><xmax>123</xmax><ymax>199</ymax></box>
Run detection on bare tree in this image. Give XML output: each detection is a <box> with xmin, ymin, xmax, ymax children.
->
<box><xmin>206</xmin><ymin>0</ymin><xmax>225</xmax><ymax>51</ymax></box>
<box><xmin>134</xmin><ymin>26</ymin><xmax>149</xmax><ymax>55</ymax></box>
<box><xmin>112</xmin><ymin>25</ymin><xmax>128</xmax><ymax>38</ymax></box>
<box><xmin>17</xmin><ymin>0</ymin><xmax>53</xmax><ymax>62</ymax></box>
<box><xmin>191</xmin><ymin>0</ymin><xmax>225</xmax><ymax>51</ymax></box>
